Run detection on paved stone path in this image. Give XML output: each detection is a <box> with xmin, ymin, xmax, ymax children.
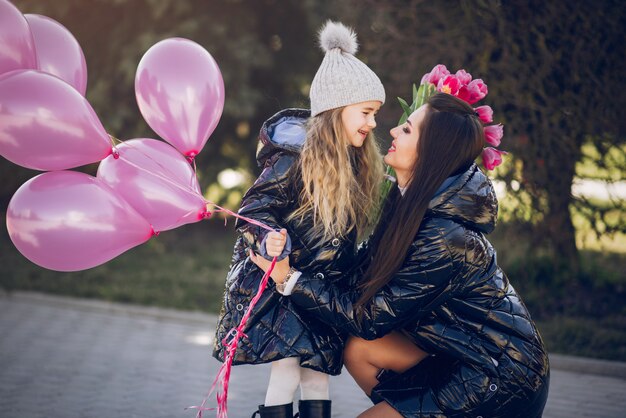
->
<box><xmin>0</xmin><ymin>292</ymin><xmax>625</xmax><ymax>418</ymax></box>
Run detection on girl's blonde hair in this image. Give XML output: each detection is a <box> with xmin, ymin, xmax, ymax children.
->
<box><xmin>288</xmin><ymin>107</ymin><xmax>384</xmax><ymax>242</ymax></box>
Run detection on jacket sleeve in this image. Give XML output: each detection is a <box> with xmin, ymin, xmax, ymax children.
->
<box><xmin>289</xmin><ymin>222</ymin><xmax>463</xmax><ymax>340</ymax></box>
<box><xmin>235</xmin><ymin>152</ymin><xmax>296</xmax><ymax>260</ymax></box>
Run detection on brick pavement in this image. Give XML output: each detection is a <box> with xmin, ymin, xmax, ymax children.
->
<box><xmin>0</xmin><ymin>292</ymin><xmax>624</xmax><ymax>418</ymax></box>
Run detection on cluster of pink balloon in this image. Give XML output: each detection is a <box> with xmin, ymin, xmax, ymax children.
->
<box><xmin>1</xmin><ymin>0</ymin><xmax>225</xmax><ymax>272</ymax></box>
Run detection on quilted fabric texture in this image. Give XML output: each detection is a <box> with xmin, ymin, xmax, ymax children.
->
<box><xmin>290</xmin><ymin>165</ymin><xmax>550</xmax><ymax>416</ymax></box>
<box><xmin>212</xmin><ymin>109</ymin><xmax>358</xmax><ymax>375</ymax></box>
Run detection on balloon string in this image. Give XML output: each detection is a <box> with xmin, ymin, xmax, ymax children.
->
<box><xmin>186</xmin><ymin>153</ymin><xmax>198</xmax><ymax>172</ymax></box>
<box><xmin>104</xmin><ymin>135</ymin><xmax>279</xmax><ymax>416</ymax></box>
<box><xmin>109</xmin><ymin>134</ymin><xmax>120</xmax><ymax>146</ymax></box>
<box><xmin>108</xmin><ymin>134</ymin><xmax>199</xmax><ymax>193</ymax></box>
<box><xmin>109</xmin><ymin>134</ymin><xmax>121</xmax><ymax>159</ymax></box>
<box><xmin>186</xmin><ymin>257</ymin><xmax>277</xmax><ymax>418</ymax></box>
<box><xmin>210</xmin><ymin>205</ymin><xmax>274</xmax><ymax>232</ymax></box>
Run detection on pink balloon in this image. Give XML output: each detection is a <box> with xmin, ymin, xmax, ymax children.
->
<box><xmin>97</xmin><ymin>138</ymin><xmax>208</xmax><ymax>231</ymax></box>
<box><xmin>25</xmin><ymin>14</ymin><xmax>88</xmax><ymax>96</ymax></box>
<box><xmin>0</xmin><ymin>0</ymin><xmax>38</xmax><ymax>76</ymax></box>
<box><xmin>6</xmin><ymin>171</ymin><xmax>154</xmax><ymax>272</ymax></box>
<box><xmin>0</xmin><ymin>70</ymin><xmax>112</xmax><ymax>171</ymax></box>
<box><xmin>135</xmin><ymin>38</ymin><xmax>225</xmax><ymax>158</ymax></box>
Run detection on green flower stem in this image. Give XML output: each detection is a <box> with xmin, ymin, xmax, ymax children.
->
<box><xmin>378</xmin><ymin>83</ymin><xmax>436</xmax><ymax>208</ymax></box>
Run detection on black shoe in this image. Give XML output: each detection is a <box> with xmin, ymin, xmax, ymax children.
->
<box><xmin>295</xmin><ymin>400</ymin><xmax>331</xmax><ymax>418</ymax></box>
<box><xmin>251</xmin><ymin>403</ymin><xmax>294</xmax><ymax>418</ymax></box>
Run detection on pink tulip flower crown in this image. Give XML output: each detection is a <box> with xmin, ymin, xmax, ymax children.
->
<box><xmin>398</xmin><ymin>64</ymin><xmax>506</xmax><ymax>170</ymax></box>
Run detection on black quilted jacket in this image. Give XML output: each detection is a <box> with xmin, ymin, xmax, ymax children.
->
<box><xmin>288</xmin><ymin>165</ymin><xmax>550</xmax><ymax>417</ymax></box>
<box><xmin>212</xmin><ymin>109</ymin><xmax>357</xmax><ymax>375</ymax></box>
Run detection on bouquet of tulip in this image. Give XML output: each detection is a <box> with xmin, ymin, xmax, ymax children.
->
<box><xmin>381</xmin><ymin>64</ymin><xmax>506</xmax><ymax>199</ymax></box>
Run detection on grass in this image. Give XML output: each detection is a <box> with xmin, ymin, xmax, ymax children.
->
<box><xmin>488</xmin><ymin>223</ymin><xmax>626</xmax><ymax>362</ymax></box>
<box><xmin>0</xmin><ymin>217</ymin><xmax>238</xmax><ymax>314</ymax></box>
<box><xmin>536</xmin><ymin>316</ymin><xmax>626</xmax><ymax>361</ymax></box>
<box><xmin>1</xmin><ymin>214</ymin><xmax>625</xmax><ymax>362</ymax></box>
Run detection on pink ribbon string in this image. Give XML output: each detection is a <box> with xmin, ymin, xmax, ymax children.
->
<box><xmin>107</xmin><ymin>137</ymin><xmax>274</xmax><ymax>233</ymax></box>
<box><xmin>210</xmin><ymin>205</ymin><xmax>275</xmax><ymax>232</ymax></box>
<box><xmin>107</xmin><ymin>136</ymin><xmax>279</xmax><ymax>416</ymax></box>
<box><xmin>187</xmin><ymin>257</ymin><xmax>277</xmax><ymax>418</ymax></box>
<box><xmin>109</xmin><ymin>136</ymin><xmax>202</xmax><ymax>198</ymax></box>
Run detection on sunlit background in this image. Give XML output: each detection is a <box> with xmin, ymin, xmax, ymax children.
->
<box><xmin>1</xmin><ymin>0</ymin><xmax>624</xmax><ymax>362</ymax></box>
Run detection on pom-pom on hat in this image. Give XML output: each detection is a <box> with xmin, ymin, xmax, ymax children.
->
<box><xmin>310</xmin><ymin>21</ymin><xmax>385</xmax><ymax>117</ymax></box>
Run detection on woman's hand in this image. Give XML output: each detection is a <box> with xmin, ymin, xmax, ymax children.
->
<box><xmin>249</xmin><ymin>249</ymin><xmax>291</xmax><ymax>284</ymax></box>
<box><xmin>265</xmin><ymin>228</ymin><xmax>288</xmax><ymax>257</ymax></box>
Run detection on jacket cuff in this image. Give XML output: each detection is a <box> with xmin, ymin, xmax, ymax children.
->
<box><xmin>278</xmin><ymin>271</ymin><xmax>302</xmax><ymax>295</ymax></box>
<box><xmin>259</xmin><ymin>231</ymin><xmax>292</xmax><ymax>261</ymax></box>
<box><xmin>289</xmin><ymin>272</ymin><xmax>311</xmax><ymax>297</ymax></box>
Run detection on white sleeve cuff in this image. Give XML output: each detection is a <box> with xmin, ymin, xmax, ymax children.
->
<box><xmin>280</xmin><ymin>271</ymin><xmax>302</xmax><ymax>295</ymax></box>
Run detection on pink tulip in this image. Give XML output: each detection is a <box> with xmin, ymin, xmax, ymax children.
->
<box><xmin>456</xmin><ymin>86</ymin><xmax>471</xmax><ymax>103</ymax></box>
<box><xmin>455</xmin><ymin>69</ymin><xmax>472</xmax><ymax>85</ymax></box>
<box><xmin>484</xmin><ymin>124</ymin><xmax>503</xmax><ymax>146</ymax></box>
<box><xmin>437</xmin><ymin>75</ymin><xmax>461</xmax><ymax>96</ymax></box>
<box><xmin>465</xmin><ymin>79</ymin><xmax>488</xmax><ymax>104</ymax></box>
<box><xmin>481</xmin><ymin>147</ymin><xmax>507</xmax><ymax>170</ymax></box>
<box><xmin>425</xmin><ymin>64</ymin><xmax>450</xmax><ymax>85</ymax></box>
<box><xmin>420</xmin><ymin>72</ymin><xmax>431</xmax><ymax>85</ymax></box>
<box><xmin>475</xmin><ymin>105</ymin><xmax>493</xmax><ymax>123</ymax></box>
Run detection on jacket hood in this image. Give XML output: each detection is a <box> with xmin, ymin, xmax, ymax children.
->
<box><xmin>427</xmin><ymin>164</ymin><xmax>498</xmax><ymax>233</ymax></box>
<box><xmin>256</xmin><ymin>108</ymin><xmax>310</xmax><ymax>166</ymax></box>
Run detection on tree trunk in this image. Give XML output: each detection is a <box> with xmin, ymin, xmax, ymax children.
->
<box><xmin>539</xmin><ymin>154</ymin><xmax>580</xmax><ymax>277</ymax></box>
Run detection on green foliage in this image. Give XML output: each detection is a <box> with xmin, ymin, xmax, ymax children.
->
<box><xmin>536</xmin><ymin>316</ymin><xmax>626</xmax><ymax>361</ymax></box>
<box><xmin>397</xmin><ymin>97</ymin><xmax>411</xmax><ymax>121</ymax></box>
<box><xmin>497</xmin><ymin>138</ymin><xmax>626</xmax><ymax>248</ymax></box>
<box><xmin>396</xmin><ymin>83</ymin><xmax>435</xmax><ymax>125</ymax></box>
<box><xmin>577</xmin><ymin>140</ymin><xmax>626</xmax><ymax>182</ymax></box>
<box><xmin>380</xmin><ymin>83</ymin><xmax>437</xmax><ymax>205</ymax></box>
<box><xmin>571</xmin><ymin>140</ymin><xmax>626</xmax><ymax>242</ymax></box>
<box><xmin>0</xmin><ymin>218</ymin><xmax>237</xmax><ymax>313</ymax></box>
<box><xmin>350</xmin><ymin>0</ymin><xmax>626</xmax><ymax>273</ymax></box>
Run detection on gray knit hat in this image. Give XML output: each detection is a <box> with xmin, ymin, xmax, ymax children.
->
<box><xmin>310</xmin><ymin>21</ymin><xmax>385</xmax><ymax>117</ymax></box>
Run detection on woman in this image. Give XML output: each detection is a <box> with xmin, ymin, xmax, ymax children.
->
<box><xmin>251</xmin><ymin>93</ymin><xmax>550</xmax><ymax>417</ymax></box>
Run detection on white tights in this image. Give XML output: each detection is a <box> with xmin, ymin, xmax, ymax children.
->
<box><xmin>264</xmin><ymin>357</ymin><xmax>330</xmax><ymax>406</ymax></box>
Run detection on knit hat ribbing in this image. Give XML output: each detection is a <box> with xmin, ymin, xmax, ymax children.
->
<box><xmin>309</xmin><ymin>21</ymin><xmax>385</xmax><ymax>117</ymax></box>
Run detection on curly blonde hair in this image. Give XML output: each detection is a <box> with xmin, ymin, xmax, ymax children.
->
<box><xmin>288</xmin><ymin>107</ymin><xmax>384</xmax><ymax>242</ymax></box>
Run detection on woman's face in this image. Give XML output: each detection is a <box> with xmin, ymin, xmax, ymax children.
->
<box><xmin>341</xmin><ymin>100</ymin><xmax>381</xmax><ymax>147</ymax></box>
<box><xmin>384</xmin><ymin>105</ymin><xmax>427</xmax><ymax>174</ymax></box>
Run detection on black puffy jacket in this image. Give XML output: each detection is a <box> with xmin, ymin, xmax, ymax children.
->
<box><xmin>288</xmin><ymin>165</ymin><xmax>550</xmax><ymax>417</ymax></box>
<box><xmin>212</xmin><ymin>109</ymin><xmax>358</xmax><ymax>375</ymax></box>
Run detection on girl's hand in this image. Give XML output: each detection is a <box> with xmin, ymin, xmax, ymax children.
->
<box><xmin>249</xmin><ymin>249</ymin><xmax>291</xmax><ymax>284</ymax></box>
<box><xmin>265</xmin><ymin>228</ymin><xmax>288</xmax><ymax>257</ymax></box>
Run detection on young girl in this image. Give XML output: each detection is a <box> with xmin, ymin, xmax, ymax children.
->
<box><xmin>213</xmin><ymin>21</ymin><xmax>385</xmax><ymax>418</ymax></box>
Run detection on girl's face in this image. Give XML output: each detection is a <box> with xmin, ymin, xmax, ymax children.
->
<box><xmin>341</xmin><ymin>100</ymin><xmax>381</xmax><ymax>147</ymax></box>
<box><xmin>384</xmin><ymin>105</ymin><xmax>427</xmax><ymax>175</ymax></box>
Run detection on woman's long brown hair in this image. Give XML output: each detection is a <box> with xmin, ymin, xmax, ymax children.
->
<box><xmin>356</xmin><ymin>93</ymin><xmax>485</xmax><ymax>309</ymax></box>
